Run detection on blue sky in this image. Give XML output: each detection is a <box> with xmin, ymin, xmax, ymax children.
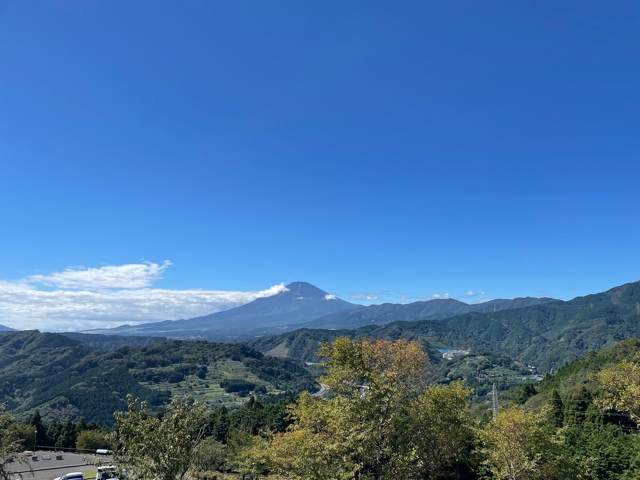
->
<box><xmin>1</xmin><ymin>1</ymin><xmax>639</xmax><ymax>330</ymax></box>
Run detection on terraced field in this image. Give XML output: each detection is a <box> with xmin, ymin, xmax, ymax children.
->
<box><xmin>140</xmin><ymin>359</ymin><xmax>287</xmax><ymax>408</ymax></box>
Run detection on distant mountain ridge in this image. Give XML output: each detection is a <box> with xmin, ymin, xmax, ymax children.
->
<box><xmin>88</xmin><ymin>281</ymin><xmax>358</xmax><ymax>339</ymax></box>
<box><xmin>252</xmin><ymin>280</ymin><xmax>640</xmax><ymax>372</ymax></box>
<box><xmin>305</xmin><ymin>296</ymin><xmax>557</xmax><ymax>330</ymax></box>
<box><xmin>87</xmin><ymin>282</ymin><xmax>557</xmax><ymax>340</ymax></box>
<box><xmin>0</xmin><ymin>324</ymin><xmax>15</xmax><ymax>332</ymax></box>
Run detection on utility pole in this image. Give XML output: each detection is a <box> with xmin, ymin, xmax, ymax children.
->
<box><xmin>492</xmin><ymin>382</ymin><xmax>499</xmax><ymax>420</ymax></box>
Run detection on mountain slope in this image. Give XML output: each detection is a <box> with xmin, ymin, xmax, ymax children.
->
<box><xmin>61</xmin><ymin>332</ymin><xmax>166</xmax><ymax>349</ymax></box>
<box><xmin>0</xmin><ymin>324</ymin><xmax>15</xmax><ymax>332</ymax></box>
<box><xmin>90</xmin><ymin>282</ymin><xmax>358</xmax><ymax>339</ymax></box>
<box><xmin>0</xmin><ymin>330</ymin><xmax>316</xmax><ymax>425</ymax></box>
<box><xmin>253</xmin><ymin>281</ymin><xmax>640</xmax><ymax>372</ymax></box>
<box><xmin>420</xmin><ymin>280</ymin><xmax>640</xmax><ymax>370</ymax></box>
<box><xmin>305</xmin><ymin>296</ymin><xmax>557</xmax><ymax>329</ymax></box>
<box><xmin>510</xmin><ymin>338</ymin><xmax>640</xmax><ymax>411</ymax></box>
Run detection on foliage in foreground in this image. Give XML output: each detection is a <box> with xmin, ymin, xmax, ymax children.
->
<box><xmin>480</xmin><ymin>406</ymin><xmax>572</xmax><ymax>480</ymax></box>
<box><xmin>239</xmin><ymin>338</ymin><xmax>640</xmax><ymax>480</ymax></box>
<box><xmin>243</xmin><ymin>338</ymin><xmax>476</xmax><ymax>479</ymax></box>
<box><xmin>5</xmin><ymin>337</ymin><xmax>640</xmax><ymax>480</ymax></box>
<box><xmin>113</xmin><ymin>396</ymin><xmax>209</xmax><ymax>480</ymax></box>
<box><xmin>0</xmin><ymin>406</ymin><xmax>31</xmax><ymax>480</ymax></box>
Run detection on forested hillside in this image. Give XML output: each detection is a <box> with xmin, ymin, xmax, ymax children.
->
<box><xmin>0</xmin><ymin>331</ymin><xmax>315</xmax><ymax>425</ymax></box>
<box><xmin>513</xmin><ymin>338</ymin><xmax>640</xmax><ymax>409</ymax></box>
<box><xmin>305</xmin><ymin>296</ymin><xmax>557</xmax><ymax>330</ymax></box>
<box><xmin>254</xmin><ymin>281</ymin><xmax>640</xmax><ymax>372</ymax></box>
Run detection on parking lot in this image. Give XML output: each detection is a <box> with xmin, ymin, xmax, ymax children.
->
<box><xmin>6</xmin><ymin>451</ymin><xmax>113</xmax><ymax>480</ymax></box>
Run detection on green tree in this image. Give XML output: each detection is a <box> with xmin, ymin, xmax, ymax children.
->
<box><xmin>11</xmin><ymin>423</ymin><xmax>37</xmax><ymax>452</ymax></box>
<box><xmin>76</xmin><ymin>430</ymin><xmax>111</xmax><ymax>451</ymax></box>
<box><xmin>249</xmin><ymin>338</ymin><xmax>475</xmax><ymax>479</ymax></box>
<box><xmin>113</xmin><ymin>395</ymin><xmax>208</xmax><ymax>480</ymax></box>
<box><xmin>56</xmin><ymin>420</ymin><xmax>77</xmax><ymax>449</ymax></box>
<box><xmin>565</xmin><ymin>387</ymin><xmax>591</xmax><ymax>426</ymax></box>
<box><xmin>597</xmin><ymin>360</ymin><xmax>640</xmax><ymax>423</ymax></box>
<box><xmin>76</xmin><ymin>418</ymin><xmax>88</xmax><ymax>433</ymax></box>
<box><xmin>0</xmin><ymin>407</ymin><xmax>30</xmax><ymax>480</ymax></box>
<box><xmin>208</xmin><ymin>406</ymin><xmax>230</xmax><ymax>443</ymax></box>
<box><xmin>550</xmin><ymin>390</ymin><xmax>564</xmax><ymax>428</ymax></box>
<box><xmin>193</xmin><ymin>437</ymin><xmax>227</xmax><ymax>473</ymax></box>
<box><xmin>394</xmin><ymin>381</ymin><xmax>475</xmax><ymax>479</ymax></box>
<box><xmin>29</xmin><ymin>410</ymin><xmax>47</xmax><ymax>447</ymax></box>
<box><xmin>480</xmin><ymin>406</ymin><xmax>571</xmax><ymax>480</ymax></box>
<box><xmin>563</xmin><ymin>420</ymin><xmax>640</xmax><ymax>480</ymax></box>
<box><xmin>46</xmin><ymin>421</ymin><xmax>63</xmax><ymax>448</ymax></box>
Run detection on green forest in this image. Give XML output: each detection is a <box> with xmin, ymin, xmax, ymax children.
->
<box><xmin>0</xmin><ymin>331</ymin><xmax>315</xmax><ymax>425</ymax></box>
<box><xmin>3</xmin><ymin>336</ymin><xmax>640</xmax><ymax>480</ymax></box>
<box><xmin>251</xmin><ymin>281</ymin><xmax>640</xmax><ymax>372</ymax></box>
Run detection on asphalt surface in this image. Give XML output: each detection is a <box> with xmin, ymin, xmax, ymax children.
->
<box><xmin>7</xmin><ymin>451</ymin><xmax>113</xmax><ymax>480</ymax></box>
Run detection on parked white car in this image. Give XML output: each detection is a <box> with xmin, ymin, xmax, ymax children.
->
<box><xmin>96</xmin><ymin>466</ymin><xmax>118</xmax><ymax>480</ymax></box>
<box><xmin>54</xmin><ymin>472</ymin><xmax>84</xmax><ymax>480</ymax></box>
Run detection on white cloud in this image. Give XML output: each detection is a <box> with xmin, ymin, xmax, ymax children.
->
<box><xmin>28</xmin><ymin>261</ymin><xmax>172</xmax><ymax>289</ymax></box>
<box><xmin>349</xmin><ymin>292</ymin><xmax>380</xmax><ymax>302</ymax></box>
<box><xmin>463</xmin><ymin>290</ymin><xmax>486</xmax><ymax>298</ymax></box>
<box><xmin>432</xmin><ymin>293</ymin><xmax>450</xmax><ymax>299</ymax></box>
<box><xmin>324</xmin><ymin>294</ymin><xmax>337</xmax><ymax>300</ymax></box>
<box><xmin>0</xmin><ymin>262</ymin><xmax>288</xmax><ymax>332</ymax></box>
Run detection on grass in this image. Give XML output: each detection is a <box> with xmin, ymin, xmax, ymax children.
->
<box><xmin>265</xmin><ymin>341</ymin><xmax>290</xmax><ymax>358</ymax></box>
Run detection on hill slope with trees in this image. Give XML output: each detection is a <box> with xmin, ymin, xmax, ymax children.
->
<box><xmin>253</xmin><ymin>280</ymin><xmax>640</xmax><ymax>372</ymax></box>
<box><xmin>0</xmin><ymin>331</ymin><xmax>315</xmax><ymax>425</ymax></box>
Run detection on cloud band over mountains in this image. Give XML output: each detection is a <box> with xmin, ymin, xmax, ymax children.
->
<box><xmin>0</xmin><ymin>261</ymin><xmax>287</xmax><ymax>331</ymax></box>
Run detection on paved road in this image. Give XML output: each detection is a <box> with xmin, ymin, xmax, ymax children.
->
<box><xmin>7</xmin><ymin>451</ymin><xmax>113</xmax><ymax>480</ymax></box>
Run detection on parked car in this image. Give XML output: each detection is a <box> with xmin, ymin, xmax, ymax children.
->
<box><xmin>96</xmin><ymin>466</ymin><xmax>118</xmax><ymax>480</ymax></box>
<box><xmin>54</xmin><ymin>472</ymin><xmax>84</xmax><ymax>480</ymax></box>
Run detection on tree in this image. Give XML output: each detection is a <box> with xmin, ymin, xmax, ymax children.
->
<box><xmin>56</xmin><ymin>420</ymin><xmax>77</xmax><ymax>449</ymax></box>
<box><xmin>550</xmin><ymin>390</ymin><xmax>564</xmax><ymax>428</ymax></box>
<box><xmin>564</xmin><ymin>387</ymin><xmax>592</xmax><ymax>426</ymax></box>
<box><xmin>29</xmin><ymin>410</ymin><xmax>47</xmax><ymax>447</ymax></box>
<box><xmin>208</xmin><ymin>406</ymin><xmax>230</xmax><ymax>443</ymax></box>
<box><xmin>394</xmin><ymin>382</ymin><xmax>475</xmax><ymax>479</ymax></box>
<box><xmin>193</xmin><ymin>437</ymin><xmax>227</xmax><ymax>473</ymax></box>
<box><xmin>563</xmin><ymin>420</ymin><xmax>640</xmax><ymax>480</ymax></box>
<box><xmin>113</xmin><ymin>395</ymin><xmax>208</xmax><ymax>480</ymax></box>
<box><xmin>11</xmin><ymin>424</ymin><xmax>37</xmax><ymax>452</ymax></box>
<box><xmin>597</xmin><ymin>360</ymin><xmax>640</xmax><ymax>423</ymax></box>
<box><xmin>319</xmin><ymin>338</ymin><xmax>428</xmax><ymax>479</ymax></box>
<box><xmin>0</xmin><ymin>407</ymin><xmax>30</xmax><ymax>480</ymax></box>
<box><xmin>46</xmin><ymin>421</ymin><xmax>63</xmax><ymax>448</ymax></box>
<box><xmin>249</xmin><ymin>391</ymin><xmax>356</xmax><ymax>479</ymax></box>
<box><xmin>248</xmin><ymin>338</ymin><xmax>475</xmax><ymax>479</ymax></box>
<box><xmin>76</xmin><ymin>430</ymin><xmax>111</xmax><ymax>451</ymax></box>
<box><xmin>480</xmin><ymin>406</ymin><xmax>570</xmax><ymax>480</ymax></box>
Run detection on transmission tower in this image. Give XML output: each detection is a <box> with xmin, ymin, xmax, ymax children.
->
<box><xmin>492</xmin><ymin>382</ymin><xmax>499</xmax><ymax>419</ymax></box>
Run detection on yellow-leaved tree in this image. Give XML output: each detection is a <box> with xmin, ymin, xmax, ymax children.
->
<box><xmin>480</xmin><ymin>406</ymin><xmax>571</xmax><ymax>480</ymax></box>
<box><xmin>246</xmin><ymin>337</ymin><xmax>475</xmax><ymax>480</ymax></box>
<box><xmin>596</xmin><ymin>359</ymin><xmax>640</xmax><ymax>423</ymax></box>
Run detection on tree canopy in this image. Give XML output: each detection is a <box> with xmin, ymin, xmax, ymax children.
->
<box><xmin>245</xmin><ymin>338</ymin><xmax>474</xmax><ymax>479</ymax></box>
